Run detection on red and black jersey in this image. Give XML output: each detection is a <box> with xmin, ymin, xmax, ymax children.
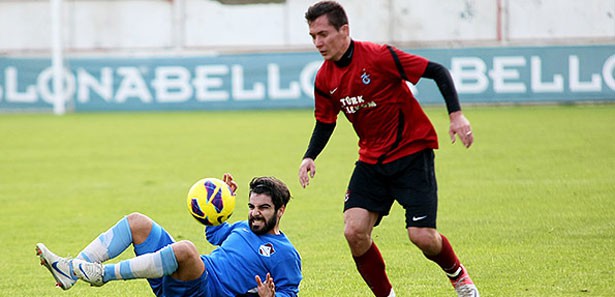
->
<box><xmin>313</xmin><ymin>40</ymin><xmax>439</xmax><ymax>165</ymax></box>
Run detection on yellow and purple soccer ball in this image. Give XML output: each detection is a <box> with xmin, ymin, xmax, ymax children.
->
<box><xmin>186</xmin><ymin>177</ymin><xmax>236</xmax><ymax>226</ymax></box>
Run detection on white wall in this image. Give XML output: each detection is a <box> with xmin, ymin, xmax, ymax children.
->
<box><xmin>391</xmin><ymin>0</ymin><xmax>499</xmax><ymax>44</ymax></box>
<box><xmin>68</xmin><ymin>1</ymin><xmax>174</xmax><ymax>50</ymax></box>
<box><xmin>507</xmin><ymin>0</ymin><xmax>615</xmax><ymax>41</ymax></box>
<box><xmin>0</xmin><ymin>0</ymin><xmax>613</xmax><ymax>55</ymax></box>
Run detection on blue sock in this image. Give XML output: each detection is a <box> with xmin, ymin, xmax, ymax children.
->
<box><xmin>78</xmin><ymin>217</ymin><xmax>133</xmax><ymax>262</ymax></box>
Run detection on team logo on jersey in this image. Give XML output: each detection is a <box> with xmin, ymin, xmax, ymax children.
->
<box><xmin>361</xmin><ymin>69</ymin><xmax>371</xmax><ymax>85</ymax></box>
<box><xmin>259</xmin><ymin>243</ymin><xmax>275</xmax><ymax>257</ymax></box>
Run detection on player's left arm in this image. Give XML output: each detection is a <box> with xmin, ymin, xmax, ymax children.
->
<box><xmin>383</xmin><ymin>45</ymin><xmax>474</xmax><ymax>148</ymax></box>
<box><xmin>421</xmin><ymin>61</ymin><xmax>474</xmax><ymax>148</ymax></box>
<box><xmin>255</xmin><ymin>273</ymin><xmax>275</xmax><ymax>297</ymax></box>
<box><xmin>273</xmin><ymin>258</ymin><xmax>302</xmax><ymax>297</ymax></box>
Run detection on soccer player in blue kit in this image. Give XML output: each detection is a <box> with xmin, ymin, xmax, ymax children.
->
<box><xmin>36</xmin><ymin>174</ymin><xmax>302</xmax><ymax>297</ymax></box>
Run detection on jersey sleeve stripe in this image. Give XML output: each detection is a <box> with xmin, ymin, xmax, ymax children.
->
<box><xmin>386</xmin><ymin>45</ymin><xmax>409</xmax><ymax>81</ymax></box>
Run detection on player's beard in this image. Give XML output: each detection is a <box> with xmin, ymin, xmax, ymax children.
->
<box><xmin>249</xmin><ymin>211</ymin><xmax>278</xmax><ymax>235</ymax></box>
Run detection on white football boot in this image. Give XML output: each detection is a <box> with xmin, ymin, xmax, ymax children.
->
<box><xmin>35</xmin><ymin>243</ymin><xmax>77</xmax><ymax>290</ymax></box>
<box><xmin>72</xmin><ymin>258</ymin><xmax>105</xmax><ymax>286</ymax></box>
<box><xmin>450</xmin><ymin>265</ymin><xmax>480</xmax><ymax>297</ymax></box>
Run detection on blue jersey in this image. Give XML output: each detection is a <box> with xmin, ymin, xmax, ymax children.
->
<box><xmin>202</xmin><ymin>221</ymin><xmax>302</xmax><ymax>297</ymax></box>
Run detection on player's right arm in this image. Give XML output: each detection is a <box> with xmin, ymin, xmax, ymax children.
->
<box><xmin>298</xmin><ymin>158</ymin><xmax>315</xmax><ymax>188</ymax></box>
<box><xmin>298</xmin><ymin>120</ymin><xmax>335</xmax><ymax>188</ymax></box>
<box><xmin>204</xmin><ymin>221</ymin><xmax>235</xmax><ymax>245</ymax></box>
<box><xmin>300</xmin><ymin>69</ymin><xmax>339</xmax><ymax>188</ymax></box>
<box><xmin>222</xmin><ymin>172</ymin><xmax>238</xmax><ymax>194</ymax></box>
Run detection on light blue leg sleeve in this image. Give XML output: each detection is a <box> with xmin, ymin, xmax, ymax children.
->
<box><xmin>103</xmin><ymin>245</ymin><xmax>178</xmax><ymax>282</ymax></box>
<box><xmin>78</xmin><ymin>216</ymin><xmax>132</xmax><ymax>262</ymax></box>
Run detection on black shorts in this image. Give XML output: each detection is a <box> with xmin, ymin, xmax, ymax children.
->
<box><xmin>344</xmin><ymin>149</ymin><xmax>438</xmax><ymax>228</ymax></box>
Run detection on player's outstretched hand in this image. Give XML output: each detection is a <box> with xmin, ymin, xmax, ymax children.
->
<box><xmin>223</xmin><ymin>173</ymin><xmax>238</xmax><ymax>194</ymax></box>
<box><xmin>448</xmin><ymin>111</ymin><xmax>474</xmax><ymax>148</ymax></box>
<box><xmin>298</xmin><ymin>158</ymin><xmax>316</xmax><ymax>188</ymax></box>
<box><xmin>256</xmin><ymin>273</ymin><xmax>275</xmax><ymax>297</ymax></box>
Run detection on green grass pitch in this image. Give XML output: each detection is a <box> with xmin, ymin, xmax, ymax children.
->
<box><xmin>1</xmin><ymin>104</ymin><xmax>613</xmax><ymax>296</ymax></box>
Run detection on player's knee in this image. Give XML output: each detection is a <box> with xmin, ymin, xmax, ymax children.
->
<box><xmin>172</xmin><ymin>240</ymin><xmax>200</xmax><ymax>262</ymax></box>
<box><xmin>170</xmin><ymin>240</ymin><xmax>204</xmax><ymax>281</ymax></box>
<box><xmin>126</xmin><ymin>212</ymin><xmax>153</xmax><ymax>240</ymax></box>
<box><xmin>410</xmin><ymin>236</ymin><xmax>434</xmax><ymax>251</ymax></box>
<box><xmin>408</xmin><ymin>228</ymin><xmax>439</xmax><ymax>252</ymax></box>
<box><xmin>344</xmin><ymin>225</ymin><xmax>369</xmax><ymax>246</ymax></box>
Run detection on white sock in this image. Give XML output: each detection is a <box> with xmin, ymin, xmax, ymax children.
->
<box><xmin>103</xmin><ymin>245</ymin><xmax>178</xmax><ymax>282</ymax></box>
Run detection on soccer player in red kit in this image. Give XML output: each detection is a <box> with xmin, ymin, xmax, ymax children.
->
<box><xmin>298</xmin><ymin>1</ymin><xmax>479</xmax><ymax>297</ymax></box>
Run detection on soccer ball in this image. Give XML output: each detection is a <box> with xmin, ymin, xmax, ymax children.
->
<box><xmin>186</xmin><ymin>177</ymin><xmax>236</xmax><ymax>226</ymax></box>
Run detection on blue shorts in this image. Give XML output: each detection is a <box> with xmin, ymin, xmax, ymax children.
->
<box><xmin>133</xmin><ymin>222</ymin><xmax>209</xmax><ymax>297</ymax></box>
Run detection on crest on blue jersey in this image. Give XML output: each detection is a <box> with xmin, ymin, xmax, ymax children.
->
<box><xmin>259</xmin><ymin>243</ymin><xmax>275</xmax><ymax>257</ymax></box>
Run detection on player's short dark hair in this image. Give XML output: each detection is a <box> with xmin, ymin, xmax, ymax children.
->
<box><xmin>249</xmin><ymin>176</ymin><xmax>291</xmax><ymax>210</ymax></box>
<box><xmin>305</xmin><ymin>1</ymin><xmax>348</xmax><ymax>30</ymax></box>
